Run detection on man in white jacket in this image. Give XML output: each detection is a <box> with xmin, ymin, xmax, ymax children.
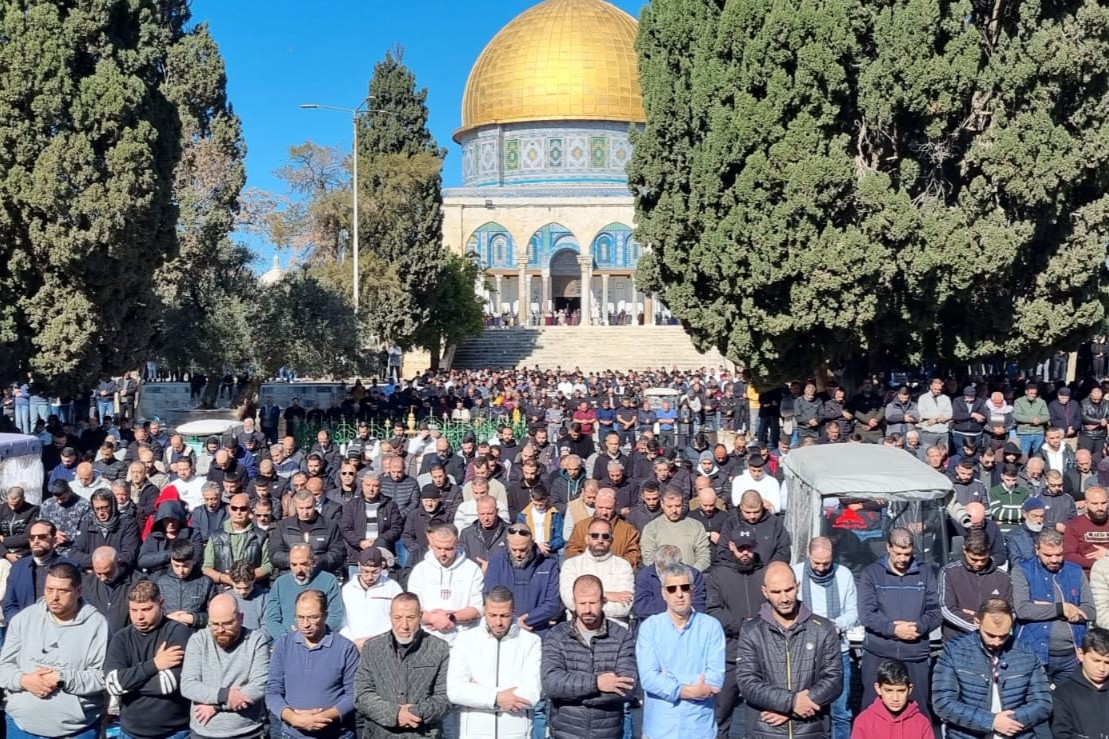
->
<box><xmin>447</xmin><ymin>586</ymin><xmax>542</xmax><ymax>739</ymax></box>
<box><xmin>560</xmin><ymin>518</ymin><xmax>635</xmax><ymax>626</ymax></box>
<box><xmin>406</xmin><ymin>523</ymin><xmax>484</xmax><ymax>645</ymax></box>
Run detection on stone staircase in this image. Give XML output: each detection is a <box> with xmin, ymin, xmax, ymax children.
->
<box><xmin>449</xmin><ymin>326</ymin><xmax>732</xmax><ymax>373</ymax></box>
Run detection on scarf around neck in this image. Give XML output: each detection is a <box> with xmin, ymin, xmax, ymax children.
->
<box><xmin>801</xmin><ymin>562</ymin><xmax>842</xmax><ymax>620</ymax></box>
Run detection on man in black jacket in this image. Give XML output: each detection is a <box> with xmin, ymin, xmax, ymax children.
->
<box><xmin>269</xmin><ymin>490</ymin><xmax>345</xmax><ymax>575</ymax></box>
<box><xmin>1052</xmin><ymin>626</ymin><xmax>1109</xmax><ymax>738</ymax></box>
<box><xmin>735</xmin><ymin>563</ymin><xmax>843</xmax><ymax>739</ymax></box>
<box><xmin>541</xmin><ymin>574</ymin><xmax>636</xmax><ymax>739</ymax></box>
<box><xmin>82</xmin><ymin>546</ymin><xmax>138</xmax><ymax>632</ymax></box>
<box><xmin>717</xmin><ymin>490</ymin><xmax>792</xmax><ymax>566</ymax></box>
<box><xmin>0</xmin><ymin>486</ymin><xmax>38</xmax><ymax>562</ymax></box>
<box><xmin>705</xmin><ymin>524</ymin><xmax>766</xmax><ymax>739</ymax></box>
<box><xmin>70</xmin><ymin>489</ymin><xmax>141</xmax><ymax>576</ymax></box>
<box><xmin>104</xmin><ymin>579</ymin><xmax>192</xmax><ymax>739</ymax></box>
<box><xmin>340</xmin><ymin>474</ymin><xmax>403</xmax><ymax>564</ymax></box>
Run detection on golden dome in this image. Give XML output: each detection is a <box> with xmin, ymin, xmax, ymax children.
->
<box><xmin>455</xmin><ymin>0</ymin><xmax>645</xmax><ymax>140</ymax></box>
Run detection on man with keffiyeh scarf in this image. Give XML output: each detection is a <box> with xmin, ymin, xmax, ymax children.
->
<box><xmin>792</xmin><ymin>536</ymin><xmax>858</xmax><ymax>739</ymax></box>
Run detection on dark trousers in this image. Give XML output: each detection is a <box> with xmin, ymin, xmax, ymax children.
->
<box><xmin>714</xmin><ymin>662</ymin><xmax>747</xmax><ymax>739</ymax></box>
<box><xmin>861</xmin><ymin>651</ymin><xmax>932</xmax><ymax>721</ymax></box>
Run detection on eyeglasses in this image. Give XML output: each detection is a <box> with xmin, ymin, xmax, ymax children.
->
<box><xmin>92</xmin><ymin>505</ymin><xmax>112</xmax><ymax>513</ymax></box>
<box><xmin>589</xmin><ymin>532</ymin><xmax>612</xmax><ymax>541</ymax></box>
<box><xmin>665</xmin><ymin>583</ymin><xmax>692</xmax><ymax>594</ymax></box>
<box><xmin>28</xmin><ymin>533</ymin><xmax>52</xmax><ymax>541</ymax></box>
<box><xmin>229</xmin><ymin>505</ymin><xmax>250</xmax><ymax>512</ymax></box>
<box><xmin>340</xmin><ymin>472</ymin><xmax>355</xmax><ymax>476</ymax></box>
<box><xmin>506</xmin><ymin>526</ymin><xmax>532</xmax><ymax>536</ymax></box>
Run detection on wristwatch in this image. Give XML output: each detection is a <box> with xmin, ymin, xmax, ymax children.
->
<box><xmin>448</xmin><ymin>613</ymin><xmax>458</xmax><ymax>624</ymax></box>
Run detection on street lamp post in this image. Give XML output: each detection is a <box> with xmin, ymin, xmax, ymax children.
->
<box><xmin>300</xmin><ymin>98</ymin><xmax>375</xmax><ymax>313</ymax></box>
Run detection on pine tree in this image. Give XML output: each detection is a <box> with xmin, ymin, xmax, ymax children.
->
<box><xmin>630</xmin><ymin>0</ymin><xmax>1109</xmax><ymax>384</ymax></box>
<box><xmin>0</xmin><ymin>0</ymin><xmax>186</xmax><ymax>390</ymax></box>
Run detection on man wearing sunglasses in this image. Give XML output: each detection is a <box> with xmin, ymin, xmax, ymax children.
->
<box><xmin>636</xmin><ymin>563</ymin><xmax>724</xmax><ymax>739</ymax></box>
<box><xmin>202</xmin><ymin>493</ymin><xmax>273</xmax><ymax>589</ymax></box>
<box><xmin>560</xmin><ymin>518</ymin><xmax>634</xmax><ymax>627</ymax></box>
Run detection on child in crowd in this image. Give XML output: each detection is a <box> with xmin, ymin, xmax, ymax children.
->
<box><xmin>156</xmin><ymin>538</ymin><xmax>216</xmax><ymax>628</ymax></box>
<box><xmin>851</xmin><ymin>658</ymin><xmax>934</xmax><ymax>739</ymax></box>
<box><xmin>1053</xmin><ymin>626</ymin><xmax>1109</xmax><ymax>738</ymax></box>
<box><xmin>228</xmin><ymin>558</ymin><xmax>268</xmax><ymax>636</ymax></box>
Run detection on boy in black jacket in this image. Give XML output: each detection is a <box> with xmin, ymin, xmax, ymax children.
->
<box><xmin>104</xmin><ymin>579</ymin><xmax>193</xmax><ymax>739</ymax></box>
<box><xmin>157</xmin><ymin>539</ymin><xmax>216</xmax><ymax>628</ymax></box>
<box><xmin>1053</xmin><ymin>627</ymin><xmax>1109</xmax><ymax>738</ymax></box>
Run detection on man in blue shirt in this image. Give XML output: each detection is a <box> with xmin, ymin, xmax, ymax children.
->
<box><xmin>636</xmin><ymin>563</ymin><xmax>724</xmax><ymax>739</ymax></box>
<box><xmin>656</xmin><ymin>401</ymin><xmax>678</xmax><ymax>451</ymax></box>
<box><xmin>266</xmin><ymin>589</ymin><xmax>359</xmax><ymax>739</ymax></box>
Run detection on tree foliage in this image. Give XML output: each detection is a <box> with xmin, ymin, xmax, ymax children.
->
<box><xmin>630</xmin><ymin>0</ymin><xmax>1109</xmax><ymax>384</ymax></box>
<box><xmin>0</xmin><ymin>0</ymin><xmax>188</xmax><ymax>391</ymax></box>
<box><xmin>356</xmin><ymin>49</ymin><xmax>448</xmax><ymax>346</ymax></box>
<box><xmin>411</xmin><ymin>254</ymin><xmax>485</xmax><ymax>369</ymax></box>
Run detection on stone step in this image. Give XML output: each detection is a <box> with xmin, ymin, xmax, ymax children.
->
<box><xmin>449</xmin><ymin>326</ymin><xmax>732</xmax><ymax>373</ymax></box>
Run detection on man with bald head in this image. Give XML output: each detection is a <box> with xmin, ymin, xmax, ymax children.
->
<box><xmin>1065</xmin><ymin>485</ymin><xmax>1109</xmax><ymax>574</ymax></box>
<box><xmin>688</xmin><ymin>484</ymin><xmax>727</xmax><ymax>545</ymax></box>
<box><xmin>82</xmin><ymin>546</ymin><xmax>137</xmax><ymax>631</ymax></box>
<box><xmin>69</xmin><ymin>461</ymin><xmax>110</xmax><ymax>501</ymax></box>
<box><xmin>203</xmin><ymin>492</ymin><xmax>272</xmax><ymax>588</ymax></box>
<box><xmin>735</xmin><ymin>562</ymin><xmax>842</xmax><ymax>739</ymax></box>
<box><xmin>563</xmin><ymin>488</ymin><xmax>641</xmax><ymax>569</ymax></box>
<box><xmin>1065</xmin><ymin>448</ymin><xmax>1097</xmax><ymax>508</ymax></box>
<box><xmin>181</xmin><ymin>593</ymin><xmax>271</xmax><ymax>738</ymax></box>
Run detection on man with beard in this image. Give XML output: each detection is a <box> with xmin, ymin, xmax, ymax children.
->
<box><xmin>2</xmin><ymin>519</ymin><xmax>74</xmax><ymax>621</ymax></box>
<box><xmin>598</xmin><ymin>460</ymin><xmax>639</xmax><ymax>515</ymax></box>
<box><xmin>564</xmin><ymin>489</ymin><xmax>641</xmax><ymax>569</ymax></box>
<box><xmin>1005</xmin><ymin>497</ymin><xmax>1046</xmax><ymax>564</ymax></box>
<box><xmin>1065</xmin><ymin>485</ymin><xmax>1109</xmax><ymax>574</ymax></box>
<box><xmin>858</xmin><ymin>527</ymin><xmax>942</xmax><ymax>720</ymax></box>
<box><xmin>354</xmin><ymin>593</ymin><xmax>452</xmax><ymax>738</ymax></box>
<box><xmin>340</xmin><ymin>475</ymin><xmax>403</xmax><ymax>570</ymax></box>
<box><xmin>1039</xmin><ymin>425</ymin><xmax>1076</xmax><ymax>473</ymax></box>
<box><xmin>791</xmin><ymin>537</ymin><xmax>859</xmax><ymax>739</ymax></box>
<box><xmin>689</xmin><ymin>483</ymin><xmax>728</xmax><ymax>545</ymax></box>
<box><xmin>71</xmin><ymin>489</ymin><xmax>140</xmax><ymax>575</ymax></box>
<box><xmin>264</xmin><ymin>544</ymin><xmax>344</xmax><ymax>640</ymax></box>
<box><xmin>625</xmin><ymin>482</ymin><xmax>664</xmax><ymax>533</ymax></box>
<box><xmin>506</xmin><ymin>458</ymin><xmax>546</xmax><ymax>521</ymax></box>
<box><xmin>180</xmin><ymin>594</ymin><xmax>271</xmax><ymax>739</ymax></box>
<box><xmin>850</xmin><ymin>380</ymin><xmax>886</xmax><ymax>444</ymax></box>
<box><xmin>952</xmin><ymin>458</ymin><xmax>991</xmax><ymax>509</ymax></box>
<box><xmin>735</xmin><ymin>563</ymin><xmax>842</xmax><ymax>739</ymax></box>
<box><xmin>270</xmin><ymin>490</ymin><xmax>345</xmax><ymax>576</ymax></box>
<box><xmin>939</xmin><ymin>529</ymin><xmax>1013</xmax><ymax>641</ymax></box>
<box><xmin>339</xmin><ymin>548</ymin><xmax>402</xmax><ymax>649</ymax></box>
<box><xmin>406</xmin><ymin>524</ymin><xmax>484</xmax><ymax>646</ymax></box>
<box><xmin>1013</xmin><ymin>528</ymin><xmax>1096</xmax><ymax>682</ymax></box>
<box><xmin>203</xmin><ymin>493</ymin><xmax>273</xmax><ymax>588</ymax></box>
<box><xmin>933</xmin><ymin>599</ymin><xmax>1052</xmax><ymax>739</ymax></box>
<box><xmin>704</xmin><ymin>527</ymin><xmax>765</xmax><ymax>739</ymax></box>
<box><xmin>105</xmin><ymin>579</ymin><xmax>193</xmax><ymax>739</ymax></box>
<box><xmin>1065</xmin><ymin>448</ymin><xmax>1098</xmax><ymax>508</ymax></box>
<box><xmin>884</xmin><ymin>386</ymin><xmax>919</xmax><ymax>439</ymax></box>
<box><xmin>483</xmin><ymin>525</ymin><xmax>561</xmax><ymax>634</ymax></box>
<box><xmin>541</xmin><ymin>574</ymin><xmax>637</xmax><ymax>739</ymax></box>
<box><xmin>561</xmin><ymin>518</ymin><xmax>635</xmax><ymax>627</ymax></box>
<box><xmin>38</xmin><ymin>478</ymin><xmax>91</xmax><ymax>557</ymax></box>
<box><xmin>591</xmin><ymin>432</ymin><xmax>629</xmax><ymax>481</ymax></box>
<box><xmin>641</xmin><ymin>487</ymin><xmax>711</xmax><ymax>572</ymax></box>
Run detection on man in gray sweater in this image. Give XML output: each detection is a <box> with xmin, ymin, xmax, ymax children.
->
<box><xmin>180</xmin><ymin>593</ymin><xmax>271</xmax><ymax>739</ymax></box>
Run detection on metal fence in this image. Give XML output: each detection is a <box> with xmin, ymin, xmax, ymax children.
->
<box><xmin>291</xmin><ymin>417</ymin><xmax>531</xmax><ymax>450</ymax></box>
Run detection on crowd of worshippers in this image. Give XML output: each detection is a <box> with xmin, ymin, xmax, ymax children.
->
<box><xmin>2</xmin><ymin>390</ymin><xmax>1109</xmax><ymax>739</ymax></box>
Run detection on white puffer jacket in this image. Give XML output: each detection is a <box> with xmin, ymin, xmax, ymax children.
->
<box><xmin>447</xmin><ymin>623</ymin><xmax>543</xmax><ymax>739</ymax></box>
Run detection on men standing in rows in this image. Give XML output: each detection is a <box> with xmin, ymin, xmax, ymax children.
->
<box><xmin>541</xmin><ymin>574</ymin><xmax>636</xmax><ymax>739</ymax></box>
<box><xmin>483</xmin><ymin>524</ymin><xmax>561</xmax><ymax>633</ymax></box>
<box><xmin>640</xmin><ymin>486</ymin><xmax>711</xmax><ymax>572</ymax></box>
<box><xmin>706</xmin><ymin>525</ymin><xmax>766</xmax><ymax>739</ymax></box>
<box><xmin>932</xmin><ymin>599</ymin><xmax>1052</xmax><ymax>739</ymax></box>
<box><xmin>0</xmin><ymin>562</ymin><xmax>108</xmax><ymax>739</ymax></box>
<box><xmin>736</xmin><ymin>563</ymin><xmax>843</xmax><ymax>739</ymax></box>
<box><xmin>637</xmin><ymin>563</ymin><xmax>724</xmax><ymax>738</ymax></box>
<box><xmin>1012</xmin><ymin>528</ymin><xmax>1096</xmax><ymax>682</ymax></box>
<box><xmin>446</xmin><ymin>586</ymin><xmax>542</xmax><ymax>739</ymax></box>
<box><xmin>267</xmin><ymin>590</ymin><xmax>359</xmax><ymax>739</ymax></box>
<box><xmin>792</xmin><ymin>536</ymin><xmax>858</xmax><ymax>739</ymax></box>
<box><xmin>561</xmin><ymin>518</ymin><xmax>635</xmax><ymax>627</ymax></box>
<box><xmin>940</xmin><ymin>529</ymin><xmax>1013</xmax><ymax>640</ymax></box>
<box><xmin>354</xmin><ymin>593</ymin><xmax>452</xmax><ymax>738</ymax></box>
<box><xmin>1065</xmin><ymin>485</ymin><xmax>1109</xmax><ymax>574</ymax></box>
<box><xmin>180</xmin><ymin>594</ymin><xmax>271</xmax><ymax>739</ymax></box>
<box><xmin>406</xmin><ymin>523</ymin><xmax>484</xmax><ymax>645</ymax></box>
<box><xmin>1081</xmin><ymin>385</ymin><xmax>1109</xmax><ymax>458</ymax></box>
<box><xmin>105</xmin><ymin>579</ymin><xmax>192</xmax><ymax>739</ymax></box>
<box><xmin>858</xmin><ymin>527</ymin><xmax>941</xmax><ymax>721</ymax></box>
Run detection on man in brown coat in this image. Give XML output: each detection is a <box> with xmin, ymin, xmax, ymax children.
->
<box><xmin>563</xmin><ymin>488</ymin><xmax>641</xmax><ymax>569</ymax></box>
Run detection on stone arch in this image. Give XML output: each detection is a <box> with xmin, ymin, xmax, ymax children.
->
<box><xmin>590</xmin><ymin>222</ymin><xmax>639</xmax><ymax>269</ymax></box>
<box><xmin>527</xmin><ymin>223</ymin><xmax>581</xmax><ymax>269</ymax></box>
<box><xmin>465</xmin><ymin>222</ymin><xmax>515</xmax><ymax>269</ymax></box>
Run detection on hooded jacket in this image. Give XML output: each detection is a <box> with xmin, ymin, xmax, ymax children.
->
<box><xmin>0</xmin><ymin>600</ymin><xmax>108</xmax><ymax>736</ymax></box>
<box><xmin>406</xmin><ymin>551</ymin><xmax>485</xmax><ymax>644</ymax></box>
<box><xmin>850</xmin><ymin>698</ymin><xmax>934</xmax><ymax>739</ymax></box>
<box><xmin>138</xmin><ymin>500</ymin><xmax>204</xmax><ymax>575</ymax></box>
<box><xmin>71</xmin><ymin>493</ymin><xmax>141</xmax><ymax>574</ymax></box>
<box><xmin>1051</xmin><ymin>666</ymin><xmax>1109</xmax><ymax>739</ymax></box>
<box><xmin>734</xmin><ymin>603</ymin><xmax>843</xmax><ymax>739</ymax></box>
<box><xmin>705</xmin><ymin>558</ymin><xmax>765</xmax><ymax>663</ymax></box>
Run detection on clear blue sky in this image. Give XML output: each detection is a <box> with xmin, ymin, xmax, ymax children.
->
<box><xmin>188</xmin><ymin>0</ymin><xmax>648</xmax><ymax>268</ymax></box>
